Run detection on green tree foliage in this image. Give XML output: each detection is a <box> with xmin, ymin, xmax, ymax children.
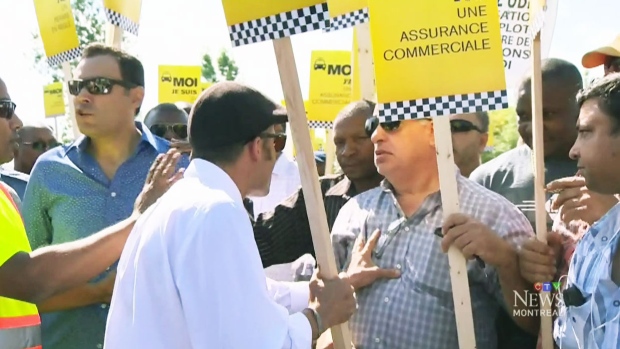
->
<box><xmin>482</xmin><ymin>108</ymin><xmax>519</xmax><ymax>163</ymax></box>
<box><xmin>201</xmin><ymin>49</ymin><xmax>239</xmax><ymax>82</ymax></box>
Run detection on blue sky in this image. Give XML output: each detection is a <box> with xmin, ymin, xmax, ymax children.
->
<box><xmin>0</xmin><ymin>0</ymin><xmax>618</xmax><ymax>128</ymax></box>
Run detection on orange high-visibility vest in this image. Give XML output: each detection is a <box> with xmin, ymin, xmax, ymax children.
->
<box><xmin>0</xmin><ymin>183</ymin><xmax>42</xmax><ymax>349</ymax></box>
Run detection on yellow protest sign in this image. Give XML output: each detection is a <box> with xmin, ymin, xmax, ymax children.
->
<box><xmin>222</xmin><ymin>0</ymin><xmax>329</xmax><ymax>47</ymax></box>
<box><xmin>368</xmin><ymin>0</ymin><xmax>507</xmax><ymax>121</ymax></box>
<box><xmin>43</xmin><ymin>82</ymin><xmax>66</xmax><ymax>118</ymax></box>
<box><xmin>326</xmin><ymin>0</ymin><xmax>368</xmax><ymax>31</ymax></box>
<box><xmin>158</xmin><ymin>66</ymin><xmax>203</xmax><ymax>104</ymax></box>
<box><xmin>103</xmin><ymin>0</ymin><xmax>142</xmax><ymax>35</ymax></box>
<box><xmin>309</xmin><ymin>51</ymin><xmax>352</xmax><ymax>128</ymax></box>
<box><xmin>529</xmin><ymin>0</ymin><xmax>547</xmax><ymax>39</ymax></box>
<box><xmin>33</xmin><ymin>0</ymin><xmax>81</xmax><ymax>67</ymax></box>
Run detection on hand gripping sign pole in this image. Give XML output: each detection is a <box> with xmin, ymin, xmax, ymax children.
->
<box><xmin>102</xmin><ymin>0</ymin><xmax>143</xmax><ymax>48</ymax></box>
<box><xmin>33</xmin><ymin>0</ymin><xmax>82</xmax><ymax>139</ymax></box>
<box><xmin>221</xmin><ymin>1</ymin><xmax>352</xmax><ymax>348</ymax></box>
<box><xmin>529</xmin><ymin>0</ymin><xmax>553</xmax><ymax>348</ymax></box>
<box><xmin>367</xmin><ymin>0</ymin><xmax>509</xmax><ymax>347</ymax></box>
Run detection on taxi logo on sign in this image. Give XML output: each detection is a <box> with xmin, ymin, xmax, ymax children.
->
<box><xmin>313</xmin><ymin>58</ymin><xmax>351</xmax><ymax>76</ymax></box>
<box><xmin>161</xmin><ymin>72</ymin><xmax>198</xmax><ymax>87</ymax></box>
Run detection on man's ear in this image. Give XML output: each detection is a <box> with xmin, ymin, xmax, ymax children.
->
<box><xmin>247</xmin><ymin>138</ymin><xmax>262</xmax><ymax>162</ymax></box>
<box><xmin>478</xmin><ymin>133</ymin><xmax>489</xmax><ymax>153</ymax></box>
<box><xmin>131</xmin><ymin>86</ymin><xmax>145</xmax><ymax>112</ymax></box>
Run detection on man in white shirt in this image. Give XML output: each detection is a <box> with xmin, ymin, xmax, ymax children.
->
<box><xmin>104</xmin><ymin>82</ymin><xmax>356</xmax><ymax>349</ymax></box>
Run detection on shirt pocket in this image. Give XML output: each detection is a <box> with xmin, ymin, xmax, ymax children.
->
<box><xmin>400</xmin><ymin>232</ymin><xmax>453</xmax><ymax>308</ymax></box>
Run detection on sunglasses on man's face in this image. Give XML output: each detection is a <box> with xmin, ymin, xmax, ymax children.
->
<box><xmin>149</xmin><ymin>124</ymin><xmax>188</xmax><ymax>139</ymax></box>
<box><xmin>450</xmin><ymin>119</ymin><xmax>483</xmax><ymax>133</ymax></box>
<box><xmin>0</xmin><ymin>100</ymin><xmax>16</xmax><ymax>120</ymax></box>
<box><xmin>260</xmin><ymin>132</ymin><xmax>287</xmax><ymax>153</ymax></box>
<box><xmin>67</xmin><ymin>77</ymin><xmax>136</xmax><ymax>96</ymax></box>
<box><xmin>22</xmin><ymin>140</ymin><xmax>61</xmax><ymax>152</ymax></box>
<box><xmin>364</xmin><ymin>116</ymin><xmax>401</xmax><ymax>137</ymax></box>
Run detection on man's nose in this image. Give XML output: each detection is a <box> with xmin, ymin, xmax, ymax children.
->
<box><xmin>9</xmin><ymin>112</ymin><xmax>22</xmax><ymax>130</ymax></box>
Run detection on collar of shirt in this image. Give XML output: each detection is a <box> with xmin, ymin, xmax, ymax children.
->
<box><xmin>587</xmin><ymin>202</ymin><xmax>620</xmax><ymax>246</ymax></box>
<box><xmin>183</xmin><ymin>158</ymin><xmax>244</xmax><ymax>207</ymax></box>
<box><xmin>325</xmin><ymin>174</ymin><xmax>356</xmax><ymax>200</ymax></box>
<box><xmin>63</xmin><ymin>121</ymin><xmax>160</xmax><ymax>156</ymax></box>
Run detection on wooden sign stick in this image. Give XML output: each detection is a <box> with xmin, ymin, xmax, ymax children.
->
<box><xmin>325</xmin><ymin>131</ymin><xmax>335</xmax><ymax>175</ymax></box>
<box><xmin>531</xmin><ymin>32</ymin><xmax>553</xmax><ymax>349</ymax></box>
<box><xmin>354</xmin><ymin>22</ymin><xmax>375</xmax><ymax>101</ymax></box>
<box><xmin>105</xmin><ymin>23</ymin><xmax>123</xmax><ymax>48</ymax></box>
<box><xmin>61</xmin><ymin>62</ymin><xmax>81</xmax><ymax>139</ymax></box>
<box><xmin>273</xmin><ymin>37</ymin><xmax>353</xmax><ymax>349</ymax></box>
<box><xmin>433</xmin><ymin>116</ymin><xmax>477</xmax><ymax>349</ymax></box>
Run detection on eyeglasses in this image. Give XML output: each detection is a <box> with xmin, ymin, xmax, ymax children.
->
<box><xmin>364</xmin><ymin>116</ymin><xmax>401</xmax><ymax>137</ymax></box>
<box><xmin>0</xmin><ymin>100</ymin><xmax>16</xmax><ymax>120</ymax></box>
<box><xmin>450</xmin><ymin>119</ymin><xmax>483</xmax><ymax>133</ymax></box>
<box><xmin>67</xmin><ymin>77</ymin><xmax>137</xmax><ymax>96</ymax></box>
<box><xmin>22</xmin><ymin>140</ymin><xmax>61</xmax><ymax>152</ymax></box>
<box><xmin>259</xmin><ymin>132</ymin><xmax>287</xmax><ymax>153</ymax></box>
<box><xmin>149</xmin><ymin>124</ymin><xmax>188</xmax><ymax>139</ymax></box>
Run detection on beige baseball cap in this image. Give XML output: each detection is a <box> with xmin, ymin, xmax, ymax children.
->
<box><xmin>582</xmin><ymin>34</ymin><xmax>620</xmax><ymax>68</ymax></box>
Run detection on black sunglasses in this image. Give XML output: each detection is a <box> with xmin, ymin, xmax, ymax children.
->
<box><xmin>365</xmin><ymin>116</ymin><xmax>484</xmax><ymax>137</ymax></box>
<box><xmin>149</xmin><ymin>124</ymin><xmax>188</xmax><ymax>139</ymax></box>
<box><xmin>0</xmin><ymin>100</ymin><xmax>16</xmax><ymax>120</ymax></box>
<box><xmin>450</xmin><ymin>119</ymin><xmax>483</xmax><ymax>133</ymax></box>
<box><xmin>259</xmin><ymin>132</ymin><xmax>287</xmax><ymax>153</ymax></box>
<box><xmin>22</xmin><ymin>140</ymin><xmax>61</xmax><ymax>152</ymax></box>
<box><xmin>67</xmin><ymin>77</ymin><xmax>137</xmax><ymax>96</ymax></box>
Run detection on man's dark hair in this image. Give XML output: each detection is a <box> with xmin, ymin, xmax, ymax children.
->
<box><xmin>81</xmin><ymin>43</ymin><xmax>145</xmax><ymax>115</ymax></box>
<box><xmin>334</xmin><ymin>99</ymin><xmax>376</xmax><ymax>126</ymax></box>
<box><xmin>577</xmin><ymin>73</ymin><xmax>620</xmax><ymax>134</ymax></box>
<box><xmin>475</xmin><ymin>111</ymin><xmax>489</xmax><ymax>133</ymax></box>
<box><xmin>144</xmin><ymin>103</ymin><xmax>187</xmax><ymax>125</ymax></box>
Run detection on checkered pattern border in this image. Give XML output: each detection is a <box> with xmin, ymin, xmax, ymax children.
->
<box><xmin>377</xmin><ymin>90</ymin><xmax>508</xmax><ymax>122</ymax></box>
<box><xmin>308</xmin><ymin>120</ymin><xmax>333</xmax><ymax>129</ymax></box>
<box><xmin>324</xmin><ymin>7</ymin><xmax>369</xmax><ymax>32</ymax></box>
<box><xmin>104</xmin><ymin>8</ymin><xmax>139</xmax><ymax>36</ymax></box>
<box><xmin>228</xmin><ymin>3</ymin><xmax>329</xmax><ymax>47</ymax></box>
<box><xmin>529</xmin><ymin>9</ymin><xmax>546</xmax><ymax>40</ymax></box>
<box><xmin>47</xmin><ymin>47</ymin><xmax>83</xmax><ymax>67</ymax></box>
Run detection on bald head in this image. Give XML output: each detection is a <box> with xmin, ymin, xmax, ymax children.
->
<box><xmin>334</xmin><ymin>99</ymin><xmax>375</xmax><ymax>127</ymax></box>
<box><xmin>521</xmin><ymin>58</ymin><xmax>583</xmax><ymax>92</ymax></box>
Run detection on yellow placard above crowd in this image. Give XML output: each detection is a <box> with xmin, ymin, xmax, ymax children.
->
<box><xmin>308</xmin><ymin>50</ymin><xmax>352</xmax><ymax>128</ymax></box>
<box><xmin>368</xmin><ymin>0</ymin><xmax>507</xmax><ymax>121</ymax></box>
<box><xmin>32</xmin><ymin>0</ymin><xmax>81</xmax><ymax>67</ymax></box>
<box><xmin>103</xmin><ymin>0</ymin><xmax>143</xmax><ymax>35</ymax></box>
<box><xmin>158</xmin><ymin>66</ymin><xmax>208</xmax><ymax>104</ymax></box>
<box><xmin>222</xmin><ymin>0</ymin><xmax>329</xmax><ymax>46</ymax></box>
<box><xmin>326</xmin><ymin>0</ymin><xmax>368</xmax><ymax>31</ymax></box>
<box><xmin>43</xmin><ymin>82</ymin><xmax>65</xmax><ymax>118</ymax></box>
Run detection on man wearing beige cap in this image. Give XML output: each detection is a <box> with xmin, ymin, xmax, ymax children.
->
<box><xmin>582</xmin><ymin>34</ymin><xmax>620</xmax><ymax>76</ymax></box>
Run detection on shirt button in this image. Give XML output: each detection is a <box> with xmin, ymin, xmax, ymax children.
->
<box><xmin>396</xmin><ymin>264</ymin><xmax>402</xmax><ymax>270</ymax></box>
<box><xmin>384</xmin><ymin>297</ymin><xmax>389</xmax><ymax>303</ymax></box>
<box><xmin>602</xmin><ymin>236</ymin><xmax>608</xmax><ymax>242</ymax></box>
<box><xmin>106</xmin><ymin>267</ymin><xmax>111</xmax><ymax>272</ymax></box>
<box><xmin>404</xmin><ymin>227</ymin><xmax>410</xmax><ymax>232</ymax></box>
<box><xmin>614</xmin><ymin>300</ymin><xmax>620</xmax><ymax>307</ymax></box>
<box><xmin>101</xmin><ymin>304</ymin><xmax>108</xmax><ymax>309</ymax></box>
<box><xmin>110</xmin><ymin>192</ymin><xmax>117</xmax><ymax>197</ymax></box>
<box><xmin>375</xmin><ymin>337</ymin><xmax>381</xmax><ymax>343</ymax></box>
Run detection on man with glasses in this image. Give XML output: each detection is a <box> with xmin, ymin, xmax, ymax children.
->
<box><xmin>328</xmin><ymin>113</ymin><xmax>537</xmax><ymax>349</ymax></box>
<box><xmin>0</xmin><ymin>88</ymin><xmax>26</xmax><ymax>201</ymax></box>
<box><xmin>14</xmin><ymin>123</ymin><xmax>60</xmax><ymax>175</ymax></box>
<box><xmin>450</xmin><ymin>112</ymin><xmax>489</xmax><ymax>177</ymax></box>
<box><xmin>582</xmin><ymin>34</ymin><xmax>620</xmax><ymax>76</ymax></box>
<box><xmin>144</xmin><ymin>103</ymin><xmax>188</xmax><ymax>141</ymax></box>
<box><xmin>21</xmin><ymin>43</ymin><xmax>189</xmax><ymax>349</ymax></box>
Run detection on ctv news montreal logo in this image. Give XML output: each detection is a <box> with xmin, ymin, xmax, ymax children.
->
<box><xmin>512</xmin><ymin>282</ymin><xmax>563</xmax><ymax>317</ymax></box>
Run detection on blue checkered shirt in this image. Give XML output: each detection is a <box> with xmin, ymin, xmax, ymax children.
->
<box><xmin>331</xmin><ymin>175</ymin><xmax>534</xmax><ymax>349</ymax></box>
<box><xmin>553</xmin><ymin>202</ymin><xmax>620</xmax><ymax>349</ymax></box>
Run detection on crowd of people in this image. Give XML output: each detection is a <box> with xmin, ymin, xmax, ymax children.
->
<box><xmin>1</xmin><ymin>32</ymin><xmax>620</xmax><ymax>349</ymax></box>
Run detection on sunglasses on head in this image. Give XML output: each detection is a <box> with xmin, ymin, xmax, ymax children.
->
<box><xmin>0</xmin><ymin>100</ymin><xmax>16</xmax><ymax>120</ymax></box>
<box><xmin>450</xmin><ymin>119</ymin><xmax>483</xmax><ymax>133</ymax></box>
<box><xmin>22</xmin><ymin>140</ymin><xmax>61</xmax><ymax>152</ymax></box>
<box><xmin>67</xmin><ymin>77</ymin><xmax>137</xmax><ymax>96</ymax></box>
<box><xmin>149</xmin><ymin>124</ymin><xmax>188</xmax><ymax>139</ymax></box>
<box><xmin>259</xmin><ymin>132</ymin><xmax>287</xmax><ymax>153</ymax></box>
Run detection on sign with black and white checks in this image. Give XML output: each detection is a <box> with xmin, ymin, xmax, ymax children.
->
<box><xmin>104</xmin><ymin>8</ymin><xmax>140</xmax><ymax>36</ymax></box>
<box><xmin>377</xmin><ymin>90</ymin><xmax>508</xmax><ymax>122</ymax></box>
<box><xmin>308</xmin><ymin>120</ymin><xmax>334</xmax><ymax>129</ymax></box>
<box><xmin>47</xmin><ymin>47</ymin><xmax>83</xmax><ymax>68</ymax></box>
<box><xmin>227</xmin><ymin>3</ymin><xmax>329</xmax><ymax>47</ymax></box>
<box><xmin>324</xmin><ymin>7</ymin><xmax>368</xmax><ymax>32</ymax></box>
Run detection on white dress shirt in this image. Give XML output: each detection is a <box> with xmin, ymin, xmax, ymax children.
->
<box><xmin>249</xmin><ymin>153</ymin><xmax>300</xmax><ymax>216</ymax></box>
<box><xmin>104</xmin><ymin>159</ymin><xmax>312</xmax><ymax>349</ymax></box>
